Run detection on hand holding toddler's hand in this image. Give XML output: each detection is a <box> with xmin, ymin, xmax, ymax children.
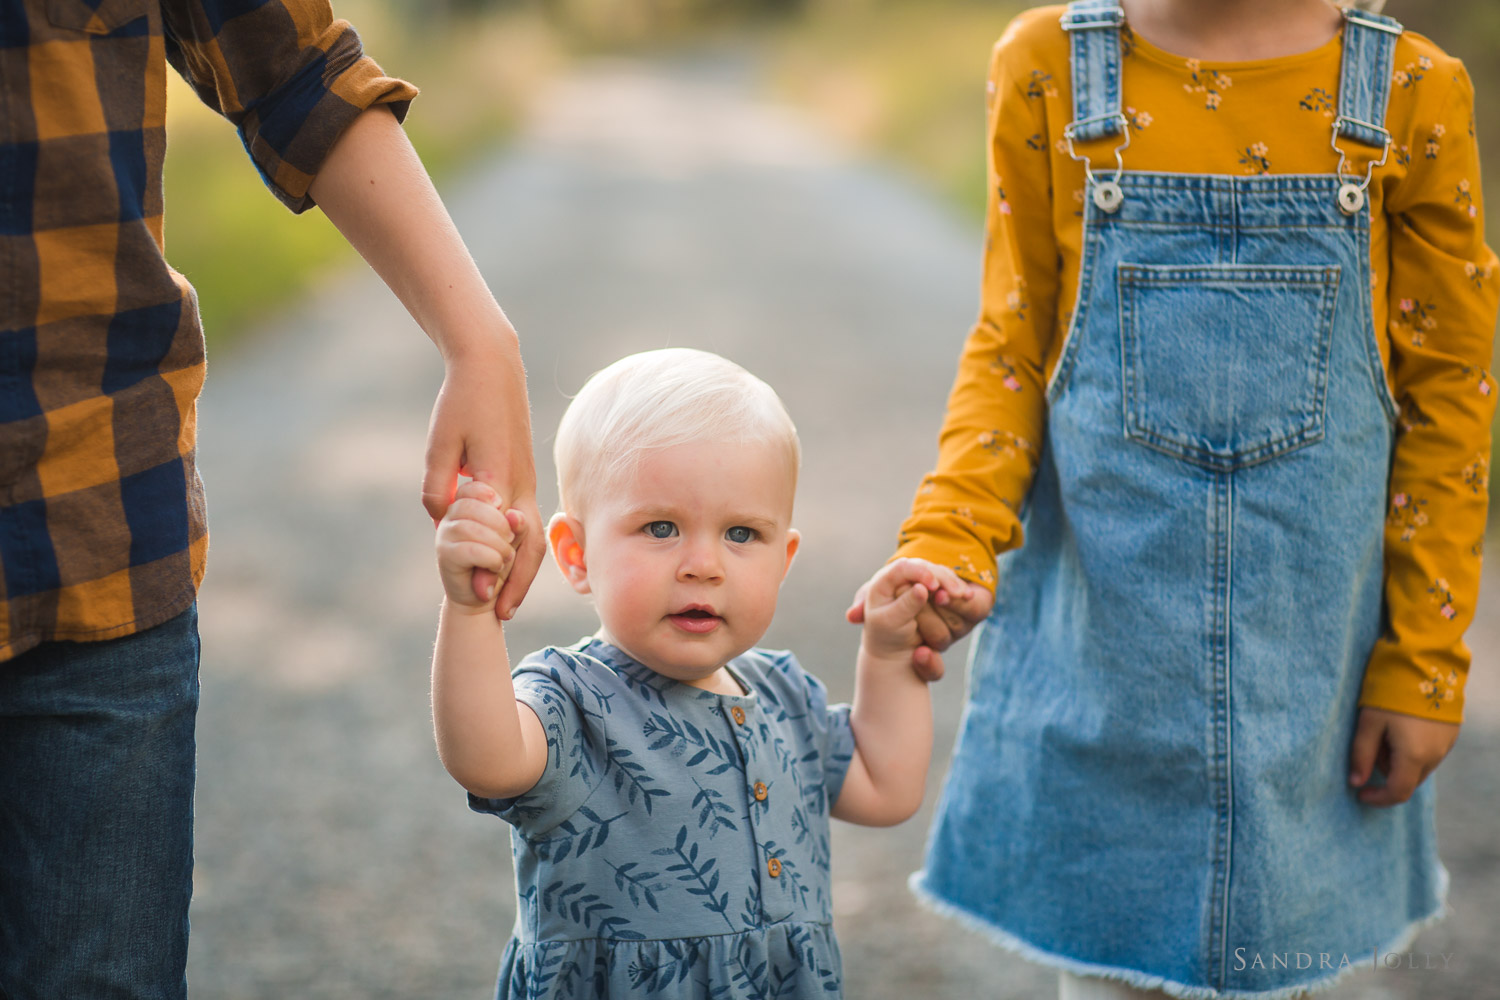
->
<box><xmin>435</xmin><ymin>480</ymin><xmax>523</xmax><ymax>613</ymax></box>
<box><xmin>847</xmin><ymin>560</ymin><xmax>993</xmax><ymax>682</ymax></box>
<box><xmin>858</xmin><ymin>559</ymin><xmax>977</xmax><ymax>679</ymax></box>
<box><xmin>1348</xmin><ymin>707</ymin><xmax>1460</xmax><ymax>807</ymax></box>
<box><xmin>423</xmin><ymin>352</ymin><xmax>545</xmax><ymax>622</ymax></box>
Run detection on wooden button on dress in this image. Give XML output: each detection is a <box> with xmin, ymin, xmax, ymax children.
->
<box><xmin>753</xmin><ymin>781</ymin><xmax>768</xmax><ymax>801</ymax></box>
<box><xmin>767</xmin><ymin>857</ymin><xmax>782</xmax><ymax>878</ymax></box>
<box><xmin>731</xmin><ymin>706</ymin><xmax>746</xmax><ymax>725</ymax></box>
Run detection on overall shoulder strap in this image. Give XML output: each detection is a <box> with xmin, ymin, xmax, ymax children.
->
<box><xmin>1061</xmin><ymin>0</ymin><xmax>1126</xmax><ymax>141</ymax></box>
<box><xmin>1336</xmin><ymin>8</ymin><xmax>1404</xmax><ymax>147</ymax></box>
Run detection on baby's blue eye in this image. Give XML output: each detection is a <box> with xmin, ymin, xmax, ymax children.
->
<box><xmin>726</xmin><ymin>526</ymin><xmax>756</xmax><ymax>544</ymax></box>
<box><xmin>646</xmin><ymin>521</ymin><xmax>677</xmax><ymax>538</ymax></box>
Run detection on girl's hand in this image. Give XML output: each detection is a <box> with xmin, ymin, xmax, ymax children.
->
<box><xmin>846</xmin><ymin>561</ymin><xmax>994</xmax><ymax>681</ymax></box>
<box><xmin>436</xmin><ymin>480</ymin><xmax>521</xmax><ymax>613</ymax></box>
<box><xmin>1348</xmin><ymin>707</ymin><xmax>1460</xmax><ymax>807</ymax></box>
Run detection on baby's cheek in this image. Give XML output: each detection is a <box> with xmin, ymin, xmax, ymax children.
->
<box><xmin>593</xmin><ymin>564</ymin><xmax>660</xmax><ymax>628</ymax></box>
<box><xmin>745</xmin><ymin>577</ymin><xmax>786</xmax><ymax>631</ymax></box>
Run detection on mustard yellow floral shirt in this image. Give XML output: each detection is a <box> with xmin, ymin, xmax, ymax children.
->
<box><xmin>895</xmin><ymin>6</ymin><xmax>1498</xmax><ymax>724</ymax></box>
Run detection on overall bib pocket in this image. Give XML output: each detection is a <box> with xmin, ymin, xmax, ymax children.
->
<box><xmin>1117</xmin><ymin>263</ymin><xmax>1341</xmax><ymax>470</ymax></box>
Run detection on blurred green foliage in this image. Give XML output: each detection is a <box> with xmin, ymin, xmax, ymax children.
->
<box><xmin>770</xmin><ymin>0</ymin><xmax>1022</xmax><ymax>218</ymax></box>
<box><xmin>163</xmin><ymin>124</ymin><xmax>343</xmax><ymax>347</ymax></box>
<box><xmin>164</xmin><ymin>0</ymin><xmax>560</xmax><ymax>347</ymax></box>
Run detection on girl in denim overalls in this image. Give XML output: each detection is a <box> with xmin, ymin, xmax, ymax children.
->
<box><xmin>874</xmin><ymin>0</ymin><xmax>1498</xmax><ymax>997</ymax></box>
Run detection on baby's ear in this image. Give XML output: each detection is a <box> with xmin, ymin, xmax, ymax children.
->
<box><xmin>547</xmin><ymin>513</ymin><xmax>590</xmax><ymax>594</ymax></box>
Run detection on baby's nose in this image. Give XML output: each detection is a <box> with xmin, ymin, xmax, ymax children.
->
<box><xmin>678</xmin><ymin>539</ymin><xmax>725</xmax><ymax>580</ymax></box>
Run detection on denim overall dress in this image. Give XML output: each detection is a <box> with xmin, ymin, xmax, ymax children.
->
<box><xmin>912</xmin><ymin>4</ymin><xmax>1447</xmax><ymax>997</ymax></box>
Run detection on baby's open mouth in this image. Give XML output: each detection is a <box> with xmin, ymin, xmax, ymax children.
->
<box><xmin>670</xmin><ymin>606</ymin><xmax>722</xmax><ymax>632</ymax></box>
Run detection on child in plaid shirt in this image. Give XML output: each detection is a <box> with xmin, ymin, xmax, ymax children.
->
<box><xmin>0</xmin><ymin>2</ymin><xmax>540</xmax><ymax>995</ymax></box>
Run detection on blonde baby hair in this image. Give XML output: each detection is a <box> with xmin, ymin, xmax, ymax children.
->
<box><xmin>554</xmin><ymin>348</ymin><xmax>801</xmax><ymax>518</ymax></box>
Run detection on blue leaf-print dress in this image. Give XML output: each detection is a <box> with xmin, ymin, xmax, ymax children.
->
<box><xmin>470</xmin><ymin>638</ymin><xmax>856</xmax><ymax>999</ymax></box>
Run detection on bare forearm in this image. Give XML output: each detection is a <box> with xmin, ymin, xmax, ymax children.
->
<box><xmin>846</xmin><ymin>645</ymin><xmax>933</xmax><ymax>824</ymax></box>
<box><xmin>431</xmin><ymin>599</ymin><xmax>540</xmax><ymax>797</ymax></box>
<box><xmin>309</xmin><ymin>107</ymin><xmax>517</xmax><ymax>360</ymax></box>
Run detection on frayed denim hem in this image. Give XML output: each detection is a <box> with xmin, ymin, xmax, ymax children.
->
<box><xmin>907</xmin><ymin>869</ymin><xmax>1450</xmax><ymax>1000</ymax></box>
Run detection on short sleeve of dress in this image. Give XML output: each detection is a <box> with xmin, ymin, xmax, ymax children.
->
<box><xmin>760</xmin><ymin>650</ymin><xmax>856</xmax><ymax>810</ymax></box>
<box><xmin>818</xmin><ymin>698</ymin><xmax>856</xmax><ymax>810</ymax></box>
<box><xmin>467</xmin><ymin>648</ymin><xmax>612</xmax><ymax>837</ymax></box>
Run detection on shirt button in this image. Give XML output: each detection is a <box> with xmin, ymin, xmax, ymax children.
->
<box><xmin>767</xmin><ymin>857</ymin><xmax>782</xmax><ymax>878</ymax></box>
<box><xmin>753</xmin><ymin>781</ymin><xmax>768</xmax><ymax>801</ymax></box>
<box><xmin>731</xmin><ymin>706</ymin><xmax>746</xmax><ymax>725</ymax></box>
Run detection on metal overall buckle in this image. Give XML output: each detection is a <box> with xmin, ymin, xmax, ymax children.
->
<box><xmin>1329</xmin><ymin>116</ymin><xmax>1391</xmax><ymax>215</ymax></box>
<box><xmin>1063</xmin><ymin>112</ymin><xmax>1131</xmax><ymax>213</ymax></box>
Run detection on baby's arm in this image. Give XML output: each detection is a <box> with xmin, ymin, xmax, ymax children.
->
<box><xmin>431</xmin><ymin>481</ymin><xmax>548</xmax><ymax>799</ymax></box>
<box><xmin>831</xmin><ymin>559</ymin><xmax>938</xmax><ymax>826</ymax></box>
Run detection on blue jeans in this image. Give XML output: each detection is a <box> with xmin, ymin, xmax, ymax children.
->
<box><xmin>0</xmin><ymin>605</ymin><xmax>199</xmax><ymax>1000</ymax></box>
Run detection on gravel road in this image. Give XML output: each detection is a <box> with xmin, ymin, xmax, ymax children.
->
<box><xmin>187</xmin><ymin>54</ymin><xmax>1500</xmax><ymax>999</ymax></box>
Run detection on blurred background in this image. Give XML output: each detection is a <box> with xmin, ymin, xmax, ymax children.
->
<box><xmin>173</xmin><ymin>2</ymin><xmax>1499</xmax><ymax>997</ymax></box>
<box><xmin>167</xmin><ymin>0</ymin><xmax>1500</xmax><ymax>360</ymax></box>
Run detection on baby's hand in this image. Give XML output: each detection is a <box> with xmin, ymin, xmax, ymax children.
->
<box><xmin>1348</xmin><ymin>707</ymin><xmax>1460</xmax><ymax>807</ymax></box>
<box><xmin>848</xmin><ymin>559</ymin><xmax>990</xmax><ymax>681</ymax></box>
<box><xmin>859</xmin><ymin>559</ymin><xmax>963</xmax><ymax>677</ymax></box>
<box><xmin>436</xmin><ymin>480</ymin><xmax>521</xmax><ymax>612</ymax></box>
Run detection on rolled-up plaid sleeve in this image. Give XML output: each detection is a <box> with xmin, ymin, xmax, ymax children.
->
<box><xmin>161</xmin><ymin>0</ymin><xmax>419</xmax><ymax>211</ymax></box>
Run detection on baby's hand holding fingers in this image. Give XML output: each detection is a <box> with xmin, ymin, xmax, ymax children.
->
<box><xmin>436</xmin><ymin>528</ymin><xmax>515</xmax><ymax>609</ymax></box>
<box><xmin>847</xmin><ymin>559</ymin><xmax>992</xmax><ymax>680</ymax></box>
<box><xmin>878</xmin><ymin>579</ymin><xmax>931</xmax><ymax>622</ymax></box>
<box><xmin>847</xmin><ymin>558</ymin><xmax>957</xmax><ymax>623</ymax></box>
<box><xmin>448</xmin><ymin>481</ymin><xmax>516</xmax><ymax>539</ymax></box>
<box><xmin>892</xmin><ymin>559</ymin><xmax>986</xmax><ymax>659</ymax></box>
<box><xmin>453</xmin><ymin>477</ymin><xmax>499</xmax><ymax>508</ymax></box>
<box><xmin>436</xmin><ymin>484</ymin><xmax>519</xmax><ymax>610</ymax></box>
<box><xmin>864</xmin><ymin>559</ymin><xmax>925</xmax><ymax>607</ymax></box>
<box><xmin>454</xmin><ymin>480</ymin><xmax>520</xmax><ymax>606</ymax></box>
<box><xmin>861</xmin><ymin>561</ymin><xmax>938</xmax><ymax>657</ymax></box>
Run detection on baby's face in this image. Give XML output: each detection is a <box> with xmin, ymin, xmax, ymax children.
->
<box><xmin>573</xmin><ymin>437</ymin><xmax>799</xmax><ymax>689</ymax></box>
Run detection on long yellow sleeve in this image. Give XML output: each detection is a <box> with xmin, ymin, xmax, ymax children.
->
<box><xmin>1362</xmin><ymin>68</ymin><xmax>1497</xmax><ymax>722</ymax></box>
<box><xmin>894</xmin><ymin>25</ymin><xmax>1058</xmax><ymax>590</ymax></box>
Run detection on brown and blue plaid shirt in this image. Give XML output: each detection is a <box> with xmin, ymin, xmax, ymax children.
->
<box><xmin>0</xmin><ymin>0</ymin><xmax>415</xmax><ymax>659</ymax></box>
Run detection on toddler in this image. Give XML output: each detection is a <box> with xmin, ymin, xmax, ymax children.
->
<box><xmin>432</xmin><ymin>348</ymin><xmax>962</xmax><ymax>998</ymax></box>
